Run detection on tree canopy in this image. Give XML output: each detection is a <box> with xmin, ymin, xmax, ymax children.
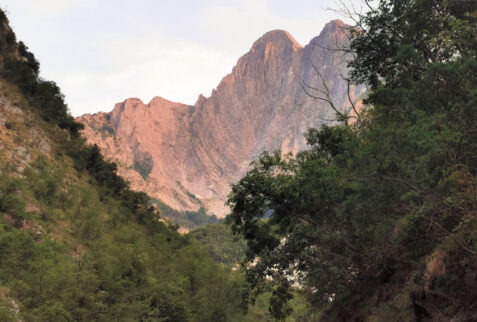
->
<box><xmin>226</xmin><ymin>0</ymin><xmax>477</xmax><ymax>319</ymax></box>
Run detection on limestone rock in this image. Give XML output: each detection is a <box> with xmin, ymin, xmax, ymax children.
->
<box><xmin>78</xmin><ymin>20</ymin><xmax>364</xmax><ymax>217</ymax></box>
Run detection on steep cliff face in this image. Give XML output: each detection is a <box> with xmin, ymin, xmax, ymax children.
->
<box><xmin>78</xmin><ymin>20</ymin><xmax>364</xmax><ymax>217</ymax></box>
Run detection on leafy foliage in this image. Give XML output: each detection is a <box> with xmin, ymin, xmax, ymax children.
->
<box><xmin>1</xmin><ymin>53</ymin><xmax>82</xmax><ymax>135</ymax></box>
<box><xmin>0</xmin><ymin>13</ymin><xmax>81</xmax><ymax>135</ymax></box>
<box><xmin>153</xmin><ymin>198</ymin><xmax>219</xmax><ymax>229</ymax></box>
<box><xmin>0</xmin><ymin>90</ymin><xmax>249</xmax><ymax>322</ymax></box>
<box><xmin>227</xmin><ymin>0</ymin><xmax>477</xmax><ymax>319</ymax></box>
<box><xmin>0</xmin><ymin>10</ymin><xmax>254</xmax><ymax>321</ymax></box>
<box><xmin>189</xmin><ymin>223</ymin><xmax>247</xmax><ymax>265</ymax></box>
<box><xmin>0</xmin><ymin>177</ymin><xmax>25</xmax><ymax>227</ymax></box>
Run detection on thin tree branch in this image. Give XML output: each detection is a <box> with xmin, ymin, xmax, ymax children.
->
<box><xmin>432</xmin><ymin>221</ymin><xmax>477</xmax><ymax>256</ymax></box>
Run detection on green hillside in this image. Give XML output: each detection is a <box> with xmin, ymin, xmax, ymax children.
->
<box><xmin>188</xmin><ymin>223</ymin><xmax>247</xmax><ymax>265</ymax></box>
<box><xmin>0</xmin><ymin>11</ymin><xmax>250</xmax><ymax>321</ymax></box>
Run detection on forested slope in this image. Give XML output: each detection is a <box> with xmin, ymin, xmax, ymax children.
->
<box><xmin>189</xmin><ymin>223</ymin><xmax>247</xmax><ymax>265</ymax></box>
<box><xmin>0</xmin><ymin>10</ymin><xmax>250</xmax><ymax>321</ymax></box>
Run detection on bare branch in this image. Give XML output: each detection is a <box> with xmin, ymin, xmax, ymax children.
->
<box><xmin>432</xmin><ymin>221</ymin><xmax>477</xmax><ymax>256</ymax></box>
<box><xmin>339</xmin><ymin>73</ymin><xmax>362</xmax><ymax>125</ymax></box>
<box><xmin>300</xmin><ymin>61</ymin><xmax>362</xmax><ymax>124</ymax></box>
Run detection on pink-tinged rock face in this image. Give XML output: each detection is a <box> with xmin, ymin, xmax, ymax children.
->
<box><xmin>77</xmin><ymin>20</ymin><xmax>365</xmax><ymax>218</ymax></box>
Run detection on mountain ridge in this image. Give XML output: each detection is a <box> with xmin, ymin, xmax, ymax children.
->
<box><xmin>78</xmin><ymin>19</ymin><xmax>364</xmax><ymax>217</ymax></box>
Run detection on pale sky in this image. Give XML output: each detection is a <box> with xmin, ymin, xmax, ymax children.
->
<box><xmin>0</xmin><ymin>0</ymin><xmax>362</xmax><ymax>116</ymax></box>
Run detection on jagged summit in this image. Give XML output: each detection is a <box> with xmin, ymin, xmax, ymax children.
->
<box><xmin>78</xmin><ymin>20</ymin><xmax>362</xmax><ymax>217</ymax></box>
<box><xmin>148</xmin><ymin>96</ymin><xmax>185</xmax><ymax>106</ymax></box>
<box><xmin>324</xmin><ymin>19</ymin><xmax>346</xmax><ymax>30</ymax></box>
<box><xmin>108</xmin><ymin>96</ymin><xmax>188</xmax><ymax>118</ymax></box>
<box><xmin>306</xmin><ymin>19</ymin><xmax>348</xmax><ymax>49</ymax></box>
<box><xmin>195</xmin><ymin>94</ymin><xmax>207</xmax><ymax>106</ymax></box>
<box><xmin>251</xmin><ymin>29</ymin><xmax>303</xmax><ymax>51</ymax></box>
<box><xmin>122</xmin><ymin>97</ymin><xmax>144</xmax><ymax>106</ymax></box>
<box><xmin>319</xmin><ymin>19</ymin><xmax>347</xmax><ymax>40</ymax></box>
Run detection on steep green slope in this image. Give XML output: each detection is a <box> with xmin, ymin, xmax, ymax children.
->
<box><xmin>0</xmin><ymin>11</ymin><xmax>250</xmax><ymax>321</ymax></box>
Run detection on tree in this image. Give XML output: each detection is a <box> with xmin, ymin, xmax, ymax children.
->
<box><xmin>226</xmin><ymin>0</ymin><xmax>477</xmax><ymax>318</ymax></box>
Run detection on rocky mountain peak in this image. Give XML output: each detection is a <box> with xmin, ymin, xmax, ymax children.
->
<box><xmin>323</xmin><ymin>19</ymin><xmax>346</xmax><ymax>31</ymax></box>
<box><xmin>251</xmin><ymin>29</ymin><xmax>303</xmax><ymax>52</ymax></box>
<box><xmin>194</xmin><ymin>94</ymin><xmax>207</xmax><ymax>106</ymax></box>
<box><xmin>306</xmin><ymin>19</ymin><xmax>348</xmax><ymax>49</ymax></box>
<box><xmin>123</xmin><ymin>97</ymin><xmax>144</xmax><ymax>106</ymax></box>
<box><xmin>148</xmin><ymin>96</ymin><xmax>186</xmax><ymax>109</ymax></box>
<box><xmin>78</xmin><ymin>21</ymin><xmax>362</xmax><ymax>217</ymax></box>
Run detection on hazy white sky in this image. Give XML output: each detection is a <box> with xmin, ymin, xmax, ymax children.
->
<box><xmin>0</xmin><ymin>0</ymin><xmax>361</xmax><ymax>116</ymax></box>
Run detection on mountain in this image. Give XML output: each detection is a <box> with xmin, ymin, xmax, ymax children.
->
<box><xmin>0</xmin><ymin>11</ymin><xmax>262</xmax><ymax>320</ymax></box>
<box><xmin>0</xmin><ymin>10</ymin><xmax>325</xmax><ymax>320</ymax></box>
<box><xmin>78</xmin><ymin>20</ymin><xmax>364</xmax><ymax>217</ymax></box>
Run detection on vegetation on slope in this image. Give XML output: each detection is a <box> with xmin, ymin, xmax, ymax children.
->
<box><xmin>188</xmin><ymin>223</ymin><xmax>247</xmax><ymax>265</ymax></box>
<box><xmin>0</xmin><ymin>156</ymin><xmax>245</xmax><ymax>321</ymax></box>
<box><xmin>0</xmin><ymin>11</ymin><xmax>253</xmax><ymax>321</ymax></box>
<box><xmin>152</xmin><ymin>198</ymin><xmax>219</xmax><ymax>230</ymax></box>
<box><xmin>227</xmin><ymin>0</ymin><xmax>477</xmax><ymax>320</ymax></box>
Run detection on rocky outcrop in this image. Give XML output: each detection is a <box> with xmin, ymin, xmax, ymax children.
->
<box><xmin>78</xmin><ymin>20</ymin><xmax>364</xmax><ymax>217</ymax></box>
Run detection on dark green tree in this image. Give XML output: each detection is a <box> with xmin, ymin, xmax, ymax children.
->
<box><xmin>227</xmin><ymin>0</ymin><xmax>477</xmax><ymax>319</ymax></box>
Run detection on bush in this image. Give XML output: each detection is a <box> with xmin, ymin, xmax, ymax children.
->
<box><xmin>0</xmin><ymin>179</ymin><xmax>26</xmax><ymax>227</ymax></box>
<box><xmin>0</xmin><ymin>42</ymin><xmax>83</xmax><ymax>136</ymax></box>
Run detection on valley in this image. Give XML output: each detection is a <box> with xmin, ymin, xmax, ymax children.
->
<box><xmin>0</xmin><ymin>1</ymin><xmax>475</xmax><ymax>321</ymax></box>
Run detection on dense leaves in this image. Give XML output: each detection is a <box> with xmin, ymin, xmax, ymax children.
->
<box><xmin>0</xmin><ymin>15</ymin><xmax>163</xmax><ymax>227</ymax></box>
<box><xmin>0</xmin><ymin>14</ymin><xmax>82</xmax><ymax>136</ymax></box>
<box><xmin>189</xmin><ymin>223</ymin><xmax>247</xmax><ymax>265</ymax></box>
<box><xmin>227</xmin><ymin>0</ymin><xmax>477</xmax><ymax>319</ymax></box>
<box><xmin>0</xmin><ymin>135</ymin><xmax>250</xmax><ymax>322</ymax></box>
<box><xmin>153</xmin><ymin>199</ymin><xmax>219</xmax><ymax>229</ymax></box>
